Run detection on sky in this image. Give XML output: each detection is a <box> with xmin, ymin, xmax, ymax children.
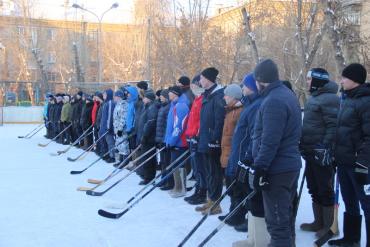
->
<box><xmin>2</xmin><ymin>0</ymin><xmax>240</xmax><ymax>23</ymax></box>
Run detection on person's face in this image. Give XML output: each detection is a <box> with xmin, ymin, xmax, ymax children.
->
<box><xmin>306</xmin><ymin>76</ymin><xmax>312</xmax><ymax>91</ymax></box>
<box><xmin>160</xmin><ymin>95</ymin><xmax>167</xmax><ymax>103</ymax></box>
<box><xmin>76</xmin><ymin>94</ymin><xmax>81</xmax><ymax>100</ymax></box>
<box><xmin>143</xmin><ymin>97</ymin><xmax>150</xmax><ymax>104</ymax></box>
<box><xmin>242</xmin><ymin>85</ymin><xmax>254</xmax><ymax>96</ymax></box>
<box><xmin>103</xmin><ymin>92</ymin><xmax>107</xmax><ymax>100</ymax></box>
<box><xmin>169</xmin><ymin>92</ymin><xmax>177</xmax><ymax>101</ymax></box>
<box><xmin>340</xmin><ymin>76</ymin><xmax>359</xmax><ymax>91</ymax></box>
<box><xmin>256</xmin><ymin>81</ymin><xmax>267</xmax><ymax>92</ymax></box>
<box><xmin>175</xmin><ymin>81</ymin><xmax>182</xmax><ymax>87</ymax></box>
<box><xmin>114</xmin><ymin>96</ymin><xmax>121</xmax><ymax>102</ymax></box>
<box><xmin>224</xmin><ymin>95</ymin><xmax>235</xmax><ymax>105</ymax></box>
<box><xmin>63</xmin><ymin>96</ymin><xmax>69</xmax><ymax>103</ymax></box>
<box><xmin>200</xmin><ymin>75</ymin><xmax>211</xmax><ymax>89</ymax></box>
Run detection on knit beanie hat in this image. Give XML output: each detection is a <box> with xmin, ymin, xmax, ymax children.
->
<box><xmin>242</xmin><ymin>73</ymin><xmax>258</xmax><ymax>93</ymax></box>
<box><xmin>160</xmin><ymin>89</ymin><xmax>169</xmax><ymax>100</ymax></box>
<box><xmin>342</xmin><ymin>63</ymin><xmax>367</xmax><ymax>84</ymax></box>
<box><xmin>224</xmin><ymin>84</ymin><xmax>243</xmax><ymax>100</ymax></box>
<box><xmin>94</xmin><ymin>91</ymin><xmax>104</xmax><ymax>101</ymax></box>
<box><xmin>192</xmin><ymin>74</ymin><xmax>201</xmax><ymax>87</ymax></box>
<box><xmin>254</xmin><ymin>59</ymin><xmax>279</xmax><ymax>83</ymax></box>
<box><xmin>308</xmin><ymin>68</ymin><xmax>330</xmax><ymax>92</ymax></box>
<box><xmin>169</xmin><ymin>86</ymin><xmax>183</xmax><ymax>97</ymax></box>
<box><xmin>114</xmin><ymin>90</ymin><xmax>125</xmax><ymax>99</ymax></box>
<box><xmin>137</xmin><ymin>81</ymin><xmax>149</xmax><ymax>90</ymax></box>
<box><xmin>201</xmin><ymin>67</ymin><xmax>219</xmax><ymax>83</ymax></box>
<box><xmin>144</xmin><ymin>90</ymin><xmax>156</xmax><ymax>101</ymax></box>
<box><xmin>156</xmin><ymin>89</ymin><xmax>162</xmax><ymax>97</ymax></box>
<box><xmin>178</xmin><ymin>76</ymin><xmax>191</xmax><ymax>86</ymax></box>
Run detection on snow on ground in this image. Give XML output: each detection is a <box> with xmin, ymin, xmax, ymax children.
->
<box><xmin>0</xmin><ymin>124</ymin><xmax>366</xmax><ymax>247</ymax></box>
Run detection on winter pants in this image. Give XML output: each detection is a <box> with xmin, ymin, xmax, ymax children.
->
<box><xmin>305</xmin><ymin>156</ymin><xmax>335</xmax><ymax>206</ymax></box>
<box><xmin>98</xmin><ymin>130</ymin><xmax>108</xmax><ymax>157</ymax></box>
<box><xmin>226</xmin><ymin>177</ymin><xmax>249</xmax><ymax>219</ymax></box>
<box><xmin>139</xmin><ymin>144</ymin><xmax>157</xmax><ymax>181</ymax></box>
<box><xmin>203</xmin><ymin>153</ymin><xmax>223</xmax><ymax>201</ymax></box>
<box><xmin>262</xmin><ymin>171</ymin><xmax>299</xmax><ymax>247</ymax></box>
<box><xmin>338</xmin><ymin>164</ymin><xmax>370</xmax><ymax>220</ymax></box>
<box><xmin>159</xmin><ymin>145</ymin><xmax>172</xmax><ymax>184</ymax></box>
<box><xmin>190</xmin><ymin>149</ymin><xmax>207</xmax><ymax>190</ymax></box>
<box><xmin>169</xmin><ymin>147</ymin><xmax>188</xmax><ymax>179</ymax></box>
<box><xmin>93</xmin><ymin>127</ymin><xmax>102</xmax><ymax>156</ymax></box>
<box><xmin>62</xmin><ymin>122</ymin><xmax>72</xmax><ymax>144</ymax></box>
<box><xmin>104</xmin><ymin>133</ymin><xmax>115</xmax><ymax>158</ymax></box>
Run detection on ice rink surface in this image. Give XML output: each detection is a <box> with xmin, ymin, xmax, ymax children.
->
<box><xmin>0</xmin><ymin>124</ymin><xmax>366</xmax><ymax>247</ymax></box>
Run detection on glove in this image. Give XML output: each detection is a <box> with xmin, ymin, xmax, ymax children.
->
<box><xmin>249</xmin><ymin>166</ymin><xmax>269</xmax><ymax>191</ymax></box>
<box><xmin>208</xmin><ymin>141</ymin><xmax>221</xmax><ymax>156</ymax></box>
<box><xmin>354</xmin><ymin>162</ymin><xmax>369</xmax><ymax>185</ymax></box>
<box><xmin>116</xmin><ymin>130</ymin><xmax>123</xmax><ymax>137</ymax></box>
<box><xmin>313</xmin><ymin>146</ymin><xmax>333</xmax><ymax>166</ymax></box>
<box><xmin>236</xmin><ymin>160</ymin><xmax>249</xmax><ymax>183</ymax></box>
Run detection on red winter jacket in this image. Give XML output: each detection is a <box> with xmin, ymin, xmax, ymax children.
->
<box><xmin>91</xmin><ymin>101</ymin><xmax>100</xmax><ymax>125</ymax></box>
<box><xmin>185</xmin><ymin>95</ymin><xmax>203</xmax><ymax>138</ymax></box>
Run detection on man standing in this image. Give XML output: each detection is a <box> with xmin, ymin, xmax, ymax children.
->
<box><xmin>100</xmin><ymin>89</ymin><xmax>116</xmax><ymax>163</ymax></box>
<box><xmin>113</xmin><ymin>90</ymin><xmax>129</xmax><ymax>167</ymax></box>
<box><xmin>60</xmin><ymin>95</ymin><xmax>72</xmax><ymax>145</ymax></box>
<box><xmin>176</xmin><ymin>75</ymin><xmax>195</xmax><ymax>106</ymax></box>
<box><xmin>249</xmin><ymin>59</ymin><xmax>302</xmax><ymax>247</ymax></box>
<box><xmin>196</xmin><ymin>67</ymin><xmax>226</xmax><ymax>215</ymax></box>
<box><xmin>300</xmin><ymin>68</ymin><xmax>339</xmax><ymax>238</ymax></box>
<box><xmin>329</xmin><ymin>64</ymin><xmax>370</xmax><ymax>247</ymax></box>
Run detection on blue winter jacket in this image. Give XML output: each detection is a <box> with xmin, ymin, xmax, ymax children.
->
<box><xmin>99</xmin><ymin>89</ymin><xmax>115</xmax><ymax>135</ymax></box>
<box><xmin>43</xmin><ymin>101</ymin><xmax>49</xmax><ymax>120</ymax></box>
<box><xmin>226</xmin><ymin>93</ymin><xmax>263</xmax><ymax>178</ymax></box>
<box><xmin>252</xmin><ymin>81</ymin><xmax>302</xmax><ymax>175</ymax></box>
<box><xmin>198</xmin><ymin>84</ymin><xmax>226</xmax><ymax>153</ymax></box>
<box><xmin>165</xmin><ymin>95</ymin><xmax>189</xmax><ymax>148</ymax></box>
<box><xmin>125</xmin><ymin>86</ymin><xmax>139</xmax><ymax>133</ymax></box>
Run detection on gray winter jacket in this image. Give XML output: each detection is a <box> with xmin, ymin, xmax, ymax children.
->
<box><xmin>301</xmin><ymin>81</ymin><xmax>340</xmax><ymax>152</ymax></box>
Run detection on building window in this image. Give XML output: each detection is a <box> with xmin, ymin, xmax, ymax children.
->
<box><xmin>17</xmin><ymin>26</ymin><xmax>25</xmax><ymax>36</ymax></box>
<box><xmin>346</xmin><ymin>11</ymin><xmax>361</xmax><ymax>25</ymax></box>
<box><xmin>48</xmin><ymin>52</ymin><xmax>57</xmax><ymax>64</ymax></box>
<box><xmin>47</xmin><ymin>72</ymin><xmax>57</xmax><ymax>82</ymax></box>
<box><xmin>47</xmin><ymin>28</ymin><xmax>56</xmax><ymax>41</ymax></box>
<box><xmin>31</xmin><ymin>27</ymin><xmax>38</xmax><ymax>45</ymax></box>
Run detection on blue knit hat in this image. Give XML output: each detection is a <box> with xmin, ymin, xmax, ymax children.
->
<box><xmin>114</xmin><ymin>90</ymin><xmax>125</xmax><ymax>98</ymax></box>
<box><xmin>242</xmin><ymin>73</ymin><xmax>258</xmax><ymax>93</ymax></box>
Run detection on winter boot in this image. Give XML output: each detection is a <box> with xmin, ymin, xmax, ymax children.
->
<box><xmin>234</xmin><ymin>219</ymin><xmax>249</xmax><ymax>232</ymax></box>
<box><xmin>201</xmin><ymin>201</ymin><xmax>222</xmax><ymax>215</ymax></box>
<box><xmin>195</xmin><ymin>199</ymin><xmax>213</xmax><ymax>212</ymax></box>
<box><xmin>254</xmin><ymin>216</ymin><xmax>270</xmax><ymax>247</ymax></box>
<box><xmin>300</xmin><ymin>202</ymin><xmax>323</xmax><ymax>232</ymax></box>
<box><xmin>232</xmin><ymin>212</ymin><xmax>254</xmax><ymax>247</ymax></box>
<box><xmin>184</xmin><ymin>187</ymin><xmax>199</xmax><ymax>202</ymax></box>
<box><xmin>328</xmin><ymin>212</ymin><xmax>361</xmax><ymax>247</ymax></box>
<box><xmin>170</xmin><ymin>168</ymin><xmax>186</xmax><ymax>198</ymax></box>
<box><xmin>316</xmin><ymin>206</ymin><xmax>334</xmax><ymax>238</ymax></box>
<box><xmin>187</xmin><ymin>188</ymin><xmax>207</xmax><ymax>205</ymax></box>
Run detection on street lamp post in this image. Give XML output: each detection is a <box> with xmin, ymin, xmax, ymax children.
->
<box><xmin>72</xmin><ymin>3</ymin><xmax>119</xmax><ymax>83</ymax></box>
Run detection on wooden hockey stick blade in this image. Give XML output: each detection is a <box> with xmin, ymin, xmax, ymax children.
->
<box><xmin>87</xmin><ymin>179</ymin><xmax>103</xmax><ymax>184</ymax></box>
<box><xmin>76</xmin><ymin>186</ymin><xmax>93</xmax><ymax>191</ymax></box>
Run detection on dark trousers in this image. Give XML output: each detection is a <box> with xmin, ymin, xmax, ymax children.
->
<box><xmin>159</xmin><ymin>145</ymin><xmax>173</xmax><ymax>185</ymax></box>
<box><xmin>305</xmin><ymin>156</ymin><xmax>335</xmax><ymax>206</ymax></box>
<box><xmin>226</xmin><ymin>176</ymin><xmax>249</xmax><ymax>219</ymax></box>
<box><xmin>191</xmin><ymin>150</ymin><xmax>207</xmax><ymax>190</ymax></box>
<box><xmin>93</xmin><ymin>127</ymin><xmax>103</xmax><ymax>156</ymax></box>
<box><xmin>139</xmin><ymin>144</ymin><xmax>157</xmax><ymax>181</ymax></box>
<box><xmin>98</xmin><ymin>130</ymin><xmax>108</xmax><ymax>156</ymax></box>
<box><xmin>203</xmin><ymin>152</ymin><xmax>223</xmax><ymax>201</ymax></box>
<box><xmin>61</xmin><ymin>122</ymin><xmax>72</xmax><ymax>144</ymax></box>
<box><xmin>338</xmin><ymin>164</ymin><xmax>370</xmax><ymax>220</ymax></box>
<box><xmin>263</xmin><ymin>171</ymin><xmax>299</xmax><ymax>247</ymax></box>
<box><xmin>105</xmin><ymin>133</ymin><xmax>115</xmax><ymax>158</ymax></box>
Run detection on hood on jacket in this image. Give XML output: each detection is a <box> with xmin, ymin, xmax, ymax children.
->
<box><xmin>125</xmin><ymin>86</ymin><xmax>139</xmax><ymax>103</ymax></box>
<box><xmin>105</xmin><ymin>89</ymin><xmax>113</xmax><ymax>102</ymax></box>
<box><xmin>313</xmin><ymin>81</ymin><xmax>338</xmax><ymax>96</ymax></box>
<box><xmin>345</xmin><ymin>82</ymin><xmax>370</xmax><ymax>98</ymax></box>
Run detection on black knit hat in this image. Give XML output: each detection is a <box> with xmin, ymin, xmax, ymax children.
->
<box><xmin>201</xmin><ymin>67</ymin><xmax>219</xmax><ymax>83</ymax></box>
<box><xmin>178</xmin><ymin>76</ymin><xmax>191</xmax><ymax>86</ymax></box>
<box><xmin>160</xmin><ymin>89</ymin><xmax>169</xmax><ymax>100</ymax></box>
<box><xmin>308</xmin><ymin>68</ymin><xmax>330</xmax><ymax>92</ymax></box>
<box><xmin>192</xmin><ymin>74</ymin><xmax>201</xmax><ymax>87</ymax></box>
<box><xmin>342</xmin><ymin>63</ymin><xmax>367</xmax><ymax>84</ymax></box>
<box><xmin>254</xmin><ymin>59</ymin><xmax>279</xmax><ymax>83</ymax></box>
<box><xmin>144</xmin><ymin>90</ymin><xmax>156</xmax><ymax>101</ymax></box>
<box><xmin>94</xmin><ymin>91</ymin><xmax>104</xmax><ymax>101</ymax></box>
<box><xmin>169</xmin><ymin>86</ymin><xmax>182</xmax><ymax>97</ymax></box>
<box><xmin>156</xmin><ymin>89</ymin><xmax>162</xmax><ymax>97</ymax></box>
<box><xmin>137</xmin><ymin>81</ymin><xmax>149</xmax><ymax>90</ymax></box>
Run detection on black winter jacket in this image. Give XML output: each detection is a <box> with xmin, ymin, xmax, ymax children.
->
<box><xmin>136</xmin><ymin>101</ymin><xmax>160</xmax><ymax>145</ymax></box>
<box><xmin>301</xmin><ymin>81</ymin><xmax>340</xmax><ymax>151</ymax></box>
<box><xmin>95</xmin><ymin>102</ymin><xmax>104</xmax><ymax>129</ymax></box>
<box><xmin>155</xmin><ymin>102</ymin><xmax>170</xmax><ymax>143</ymax></box>
<box><xmin>80</xmin><ymin>101</ymin><xmax>93</xmax><ymax>130</ymax></box>
<box><xmin>335</xmin><ymin>83</ymin><xmax>370</xmax><ymax>168</ymax></box>
<box><xmin>198</xmin><ymin>84</ymin><xmax>226</xmax><ymax>153</ymax></box>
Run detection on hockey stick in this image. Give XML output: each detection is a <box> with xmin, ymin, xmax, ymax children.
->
<box><xmin>38</xmin><ymin>123</ymin><xmax>72</xmax><ymax>147</ymax></box>
<box><xmin>18</xmin><ymin>122</ymin><xmax>45</xmax><ymax>138</ymax></box>
<box><xmin>293</xmin><ymin>170</ymin><xmax>306</xmax><ymax>219</ymax></box>
<box><xmin>197</xmin><ymin>190</ymin><xmax>257</xmax><ymax>247</ymax></box>
<box><xmin>67</xmin><ymin>130</ymin><xmax>108</xmax><ymax>162</ymax></box>
<box><xmin>314</xmin><ymin>173</ymin><xmax>340</xmax><ymax>247</ymax></box>
<box><xmin>85</xmin><ymin>146</ymin><xmax>164</xmax><ymax>196</ymax></box>
<box><xmin>98</xmin><ymin>152</ymin><xmax>192</xmax><ymax>219</ymax></box>
<box><xmin>178</xmin><ymin>179</ymin><xmax>237</xmax><ymax>247</ymax></box>
<box><xmin>76</xmin><ymin>146</ymin><xmax>155</xmax><ymax>191</ymax></box>
<box><xmin>52</xmin><ymin>125</ymin><xmax>93</xmax><ymax>156</ymax></box>
<box><xmin>70</xmin><ymin>141</ymin><xmax>140</xmax><ymax>175</ymax></box>
<box><xmin>126</xmin><ymin>150</ymin><xmax>190</xmax><ymax>204</ymax></box>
